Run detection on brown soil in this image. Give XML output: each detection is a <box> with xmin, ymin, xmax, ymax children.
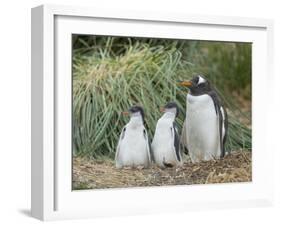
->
<box><xmin>73</xmin><ymin>151</ymin><xmax>251</xmax><ymax>190</ymax></box>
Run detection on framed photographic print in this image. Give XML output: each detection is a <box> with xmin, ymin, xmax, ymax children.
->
<box><xmin>31</xmin><ymin>4</ymin><xmax>274</xmax><ymax>221</ymax></box>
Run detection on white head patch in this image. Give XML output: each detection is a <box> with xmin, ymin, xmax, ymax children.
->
<box><xmin>198</xmin><ymin>76</ymin><xmax>206</xmax><ymax>85</ymax></box>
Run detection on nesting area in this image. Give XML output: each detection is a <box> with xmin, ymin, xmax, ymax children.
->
<box><xmin>73</xmin><ymin>151</ymin><xmax>251</xmax><ymax>190</ymax></box>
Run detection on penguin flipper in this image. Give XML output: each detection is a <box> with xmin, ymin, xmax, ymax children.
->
<box><xmin>115</xmin><ymin>126</ymin><xmax>126</xmax><ymax>163</ymax></box>
<box><xmin>220</xmin><ymin>105</ymin><xmax>228</xmax><ymax>157</ymax></box>
<box><xmin>143</xmin><ymin>128</ymin><xmax>151</xmax><ymax>164</ymax></box>
<box><xmin>171</xmin><ymin>124</ymin><xmax>181</xmax><ymax>162</ymax></box>
<box><xmin>208</xmin><ymin>90</ymin><xmax>227</xmax><ymax>158</ymax></box>
<box><xmin>180</xmin><ymin>119</ymin><xmax>189</xmax><ymax>155</ymax></box>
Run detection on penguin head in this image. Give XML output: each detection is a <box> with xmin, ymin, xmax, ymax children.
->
<box><xmin>179</xmin><ymin>75</ymin><xmax>212</xmax><ymax>95</ymax></box>
<box><xmin>161</xmin><ymin>102</ymin><xmax>179</xmax><ymax>117</ymax></box>
<box><xmin>128</xmin><ymin>105</ymin><xmax>145</xmax><ymax>122</ymax></box>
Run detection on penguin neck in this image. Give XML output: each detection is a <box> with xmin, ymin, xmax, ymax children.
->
<box><xmin>128</xmin><ymin>115</ymin><xmax>144</xmax><ymax>127</ymax></box>
<box><xmin>189</xmin><ymin>89</ymin><xmax>205</xmax><ymax>96</ymax></box>
<box><xmin>189</xmin><ymin>86</ymin><xmax>212</xmax><ymax>96</ymax></box>
<box><xmin>162</xmin><ymin>112</ymin><xmax>176</xmax><ymax>121</ymax></box>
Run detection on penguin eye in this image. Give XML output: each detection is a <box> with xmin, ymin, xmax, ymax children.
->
<box><xmin>194</xmin><ymin>77</ymin><xmax>199</xmax><ymax>84</ymax></box>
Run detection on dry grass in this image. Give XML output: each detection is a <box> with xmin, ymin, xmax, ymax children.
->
<box><xmin>73</xmin><ymin>151</ymin><xmax>251</xmax><ymax>190</ymax></box>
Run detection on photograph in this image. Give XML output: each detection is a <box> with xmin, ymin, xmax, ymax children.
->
<box><xmin>72</xmin><ymin>35</ymin><xmax>252</xmax><ymax>190</ymax></box>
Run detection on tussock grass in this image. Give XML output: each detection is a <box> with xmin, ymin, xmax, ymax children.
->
<box><xmin>73</xmin><ymin>36</ymin><xmax>251</xmax><ymax>158</ymax></box>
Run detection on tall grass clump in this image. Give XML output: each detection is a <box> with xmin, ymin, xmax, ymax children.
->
<box><xmin>73</xmin><ymin>36</ymin><xmax>251</xmax><ymax>159</ymax></box>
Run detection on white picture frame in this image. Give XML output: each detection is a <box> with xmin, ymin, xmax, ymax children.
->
<box><xmin>31</xmin><ymin>4</ymin><xmax>274</xmax><ymax>221</ymax></box>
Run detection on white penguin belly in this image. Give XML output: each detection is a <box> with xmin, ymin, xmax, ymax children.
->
<box><xmin>186</xmin><ymin>94</ymin><xmax>220</xmax><ymax>162</ymax></box>
<box><xmin>152</xmin><ymin>118</ymin><xmax>179</xmax><ymax>167</ymax></box>
<box><xmin>118</xmin><ymin>128</ymin><xmax>149</xmax><ymax>167</ymax></box>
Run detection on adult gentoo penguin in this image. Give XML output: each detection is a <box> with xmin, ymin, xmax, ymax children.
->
<box><xmin>179</xmin><ymin>75</ymin><xmax>228</xmax><ymax>163</ymax></box>
<box><xmin>115</xmin><ymin>106</ymin><xmax>151</xmax><ymax>168</ymax></box>
<box><xmin>151</xmin><ymin>102</ymin><xmax>182</xmax><ymax>168</ymax></box>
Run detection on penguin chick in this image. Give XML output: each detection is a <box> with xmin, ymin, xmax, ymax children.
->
<box><xmin>115</xmin><ymin>106</ymin><xmax>151</xmax><ymax>169</ymax></box>
<box><xmin>152</xmin><ymin>102</ymin><xmax>182</xmax><ymax>168</ymax></box>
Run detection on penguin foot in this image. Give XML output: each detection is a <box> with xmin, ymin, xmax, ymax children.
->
<box><xmin>136</xmin><ymin>165</ymin><xmax>145</xmax><ymax>170</ymax></box>
<box><xmin>163</xmin><ymin>162</ymin><xmax>174</xmax><ymax>168</ymax></box>
<box><xmin>123</xmin><ymin>166</ymin><xmax>132</xmax><ymax>170</ymax></box>
<box><xmin>162</xmin><ymin>157</ymin><xmax>175</xmax><ymax>168</ymax></box>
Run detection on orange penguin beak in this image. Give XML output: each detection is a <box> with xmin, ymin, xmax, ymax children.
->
<box><xmin>160</xmin><ymin>107</ymin><xmax>165</xmax><ymax>113</ymax></box>
<box><xmin>122</xmin><ymin>111</ymin><xmax>129</xmax><ymax>116</ymax></box>
<box><xmin>178</xmin><ymin>81</ymin><xmax>193</xmax><ymax>87</ymax></box>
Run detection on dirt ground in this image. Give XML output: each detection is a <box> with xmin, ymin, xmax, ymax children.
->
<box><xmin>73</xmin><ymin>151</ymin><xmax>251</xmax><ymax>190</ymax></box>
